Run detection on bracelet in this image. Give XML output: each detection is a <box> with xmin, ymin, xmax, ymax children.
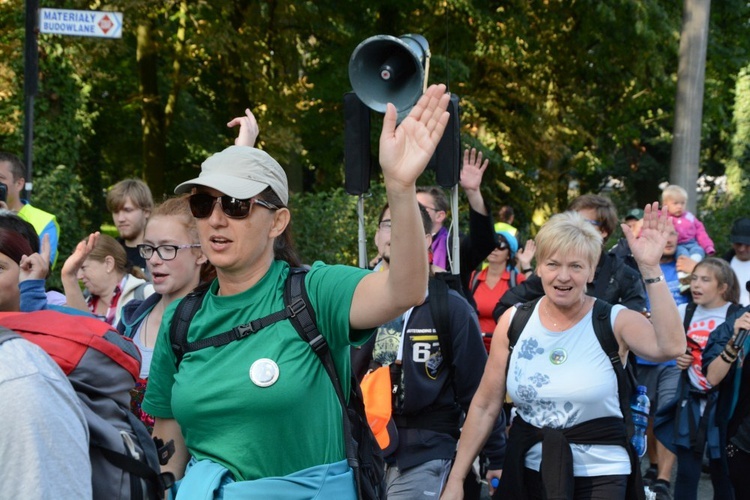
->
<box><xmin>521</xmin><ymin>268</ymin><xmax>533</xmax><ymax>274</ymax></box>
<box><xmin>643</xmin><ymin>275</ymin><xmax>665</xmax><ymax>285</ymax></box>
<box><xmin>721</xmin><ymin>351</ymin><xmax>737</xmax><ymax>363</ymax></box>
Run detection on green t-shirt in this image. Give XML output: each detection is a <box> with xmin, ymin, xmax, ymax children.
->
<box><xmin>143</xmin><ymin>260</ymin><xmax>371</xmax><ymax>480</ymax></box>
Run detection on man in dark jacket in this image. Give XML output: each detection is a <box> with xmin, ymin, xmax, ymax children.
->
<box><xmin>493</xmin><ymin>194</ymin><xmax>647</xmax><ymax>320</ymax></box>
<box><xmin>356</xmin><ymin>203</ymin><xmax>505</xmax><ymax>500</ymax></box>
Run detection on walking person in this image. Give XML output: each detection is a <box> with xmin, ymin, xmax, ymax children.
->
<box><xmin>441</xmin><ymin>204</ymin><xmax>685</xmax><ymax>500</ymax></box>
<box><xmin>142</xmin><ymin>85</ymin><xmax>451</xmax><ymax>498</ymax></box>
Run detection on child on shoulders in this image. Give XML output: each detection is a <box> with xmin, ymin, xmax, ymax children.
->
<box><xmin>662</xmin><ymin>184</ymin><xmax>714</xmax><ymax>262</ymax></box>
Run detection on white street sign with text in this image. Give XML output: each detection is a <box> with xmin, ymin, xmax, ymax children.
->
<box><xmin>39</xmin><ymin>8</ymin><xmax>123</xmax><ymax>39</ymax></box>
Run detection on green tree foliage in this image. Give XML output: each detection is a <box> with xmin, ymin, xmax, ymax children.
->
<box><xmin>1</xmin><ymin>0</ymin><xmax>749</xmax><ymax>270</ymax></box>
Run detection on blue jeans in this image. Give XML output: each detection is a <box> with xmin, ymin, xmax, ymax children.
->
<box><xmin>675</xmin><ymin>447</ymin><xmax>732</xmax><ymax>500</ymax></box>
<box><xmin>676</xmin><ymin>239</ymin><xmax>705</xmax><ymax>260</ymax></box>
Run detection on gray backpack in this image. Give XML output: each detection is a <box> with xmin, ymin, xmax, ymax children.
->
<box><xmin>0</xmin><ymin>311</ymin><xmax>173</xmax><ymax>499</ymax></box>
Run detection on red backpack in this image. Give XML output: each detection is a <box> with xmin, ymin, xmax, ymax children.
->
<box><xmin>0</xmin><ymin>310</ymin><xmax>173</xmax><ymax>499</ymax></box>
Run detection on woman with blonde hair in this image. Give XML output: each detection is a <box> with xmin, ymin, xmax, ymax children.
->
<box><xmin>442</xmin><ymin>204</ymin><xmax>685</xmax><ymax>500</ymax></box>
<box><xmin>62</xmin><ymin>232</ymin><xmax>153</xmax><ymax>325</ymax></box>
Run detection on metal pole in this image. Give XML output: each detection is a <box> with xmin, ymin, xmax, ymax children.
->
<box><xmin>450</xmin><ymin>184</ymin><xmax>460</xmax><ymax>275</ymax></box>
<box><xmin>23</xmin><ymin>0</ymin><xmax>39</xmax><ymax>201</ymax></box>
<box><xmin>670</xmin><ymin>0</ymin><xmax>711</xmax><ymax>213</ymax></box>
<box><xmin>358</xmin><ymin>194</ymin><xmax>367</xmax><ymax>269</ymax></box>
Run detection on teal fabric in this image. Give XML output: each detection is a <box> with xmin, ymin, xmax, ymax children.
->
<box><xmin>174</xmin><ymin>458</ymin><xmax>356</xmax><ymax>499</ymax></box>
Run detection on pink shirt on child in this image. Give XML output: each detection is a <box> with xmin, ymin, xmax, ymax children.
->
<box><xmin>669</xmin><ymin>211</ymin><xmax>715</xmax><ymax>254</ymax></box>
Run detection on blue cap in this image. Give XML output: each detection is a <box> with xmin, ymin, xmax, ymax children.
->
<box><xmin>496</xmin><ymin>230</ymin><xmax>518</xmax><ymax>258</ymax></box>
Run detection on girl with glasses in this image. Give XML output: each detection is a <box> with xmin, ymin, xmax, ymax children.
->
<box><xmin>117</xmin><ymin>195</ymin><xmax>213</xmax><ymax>432</ymax></box>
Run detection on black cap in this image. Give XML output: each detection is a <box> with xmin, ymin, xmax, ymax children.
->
<box><xmin>731</xmin><ymin>218</ymin><xmax>750</xmax><ymax>245</ymax></box>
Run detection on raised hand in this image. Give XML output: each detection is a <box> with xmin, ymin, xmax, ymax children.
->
<box><xmin>460</xmin><ymin>148</ymin><xmax>489</xmax><ymax>192</ymax></box>
<box><xmin>19</xmin><ymin>234</ymin><xmax>51</xmax><ymax>282</ymax></box>
<box><xmin>378</xmin><ymin>84</ymin><xmax>450</xmax><ymax>189</ymax></box>
<box><xmin>517</xmin><ymin>239</ymin><xmax>536</xmax><ymax>270</ymax></box>
<box><xmin>227</xmin><ymin>108</ymin><xmax>259</xmax><ymax>147</ymax></box>
<box><xmin>622</xmin><ymin>202</ymin><xmax>671</xmax><ymax>271</ymax></box>
<box><xmin>62</xmin><ymin>232</ymin><xmax>100</xmax><ymax>279</ymax></box>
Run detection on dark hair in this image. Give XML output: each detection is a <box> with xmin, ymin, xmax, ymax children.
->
<box><xmin>0</xmin><ymin>227</ymin><xmax>33</xmax><ymax>265</ymax></box>
<box><xmin>258</xmin><ymin>187</ymin><xmax>302</xmax><ymax>267</ymax></box>
<box><xmin>0</xmin><ymin>210</ymin><xmax>39</xmax><ymax>253</ymax></box>
<box><xmin>379</xmin><ymin>202</ymin><xmax>432</xmax><ymax>235</ymax></box>
<box><xmin>0</xmin><ymin>152</ymin><xmax>26</xmax><ymax>181</ymax></box>
<box><xmin>567</xmin><ymin>194</ymin><xmax>618</xmax><ymax>243</ymax></box>
<box><xmin>693</xmin><ymin>257</ymin><xmax>740</xmax><ymax>304</ymax></box>
<box><xmin>499</xmin><ymin>205</ymin><xmax>514</xmax><ymax>223</ymax></box>
<box><xmin>416</xmin><ymin>186</ymin><xmax>449</xmax><ymax>213</ymax></box>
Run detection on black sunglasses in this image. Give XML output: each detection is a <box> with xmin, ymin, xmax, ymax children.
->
<box><xmin>496</xmin><ymin>241</ymin><xmax>509</xmax><ymax>250</ymax></box>
<box><xmin>189</xmin><ymin>193</ymin><xmax>279</xmax><ymax>219</ymax></box>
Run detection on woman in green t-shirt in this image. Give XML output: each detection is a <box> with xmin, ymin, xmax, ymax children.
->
<box><xmin>143</xmin><ymin>85</ymin><xmax>452</xmax><ymax>498</ymax></box>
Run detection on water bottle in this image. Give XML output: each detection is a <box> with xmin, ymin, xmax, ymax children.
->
<box><xmin>630</xmin><ymin>385</ymin><xmax>650</xmax><ymax>457</ymax></box>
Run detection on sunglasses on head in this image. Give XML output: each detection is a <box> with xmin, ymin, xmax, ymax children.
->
<box><xmin>189</xmin><ymin>193</ymin><xmax>279</xmax><ymax>219</ymax></box>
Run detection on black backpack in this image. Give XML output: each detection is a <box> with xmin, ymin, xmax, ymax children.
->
<box><xmin>169</xmin><ymin>267</ymin><xmax>386</xmax><ymax>500</ymax></box>
<box><xmin>506</xmin><ymin>298</ymin><xmax>645</xmax><ymax>500</ymax></box>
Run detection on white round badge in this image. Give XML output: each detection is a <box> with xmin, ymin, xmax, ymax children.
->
<box><xmin>249</xmin><ymin>358</ymin><xmax>280</xmax><ymax>387</ymax></box>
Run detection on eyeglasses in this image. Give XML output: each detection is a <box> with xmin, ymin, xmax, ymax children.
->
<box><xmin>584</xmin><ymin>219</ymin><xmax>601</xmax><ymax>227</ymax></box>
<box><xmin>422</xmin><ymin>205</ymin><xmax>443</xmax><ymax>214</ymax></box>
<box><xmin>189</xmin><ymin>193</ymin><xmax>279</xmax><ymax>219</ymax></box>
<box><xmin>137</xmin><ymin>244</ymin><xmax>201</xmax><ymax>261</ymax></box>
<box><xmin>496</xmin><ymin>242</ymin><xmax>509</xmax><ymax>250</ymax></box>
<box><xmin>378</xmin><ymin>219</ymin><xmax>392</xmax><ymax>231</ymax></box>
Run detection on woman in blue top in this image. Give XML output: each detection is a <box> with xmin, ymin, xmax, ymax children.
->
<box><xmin>142</xmin><ymin>85</ymin><xmax>451</xmax><ymax>498</ymax></box>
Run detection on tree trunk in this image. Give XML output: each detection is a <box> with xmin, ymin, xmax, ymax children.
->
<box><xmin>137</xmin><ymin>21</ymin><xmax>167</xmax><ymax>198</ymax></box>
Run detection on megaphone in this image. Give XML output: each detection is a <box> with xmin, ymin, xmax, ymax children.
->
<box><xmin>348</xmin><ymin>34</ymin><xmax>430</xmax><ymax>120</ymax></box>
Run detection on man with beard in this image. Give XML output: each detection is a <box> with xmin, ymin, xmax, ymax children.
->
<box><xmin>106</xmin><ymin>179</ymin><xmax>153</xmax><ymax>277</ymax></box>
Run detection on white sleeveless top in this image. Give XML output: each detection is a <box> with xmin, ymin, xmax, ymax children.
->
<box><xmin>506</xmin><ymin>300</ymin><xmax>631</xmax><ymax>476</ymax></box>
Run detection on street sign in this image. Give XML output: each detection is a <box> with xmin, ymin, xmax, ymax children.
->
<box><xmin>39</xmin><ymin>8</ymin><xmax>123</xmax><ymax>39</ymax></box>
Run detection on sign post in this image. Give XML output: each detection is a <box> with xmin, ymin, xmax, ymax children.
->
<box><xmin>22</xmin><ymin>7</ymin><xmax>123</xmax><ymax>200</ymax></box>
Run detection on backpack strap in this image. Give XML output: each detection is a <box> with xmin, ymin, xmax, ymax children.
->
<box><xmin>509</xmin><ymin>268</ymin><xmax>517</xmax><ymax>289</ymax></box>
<box><xmin>283</xmin><ymin>268</ymin><xmax>363</xmax><ymax>494</ymax></box>
<box><xmin>469</xmin><ymin>271</ymin><xmax>480</xmax><ymax>296</ymax></box>
<box><xmin>504</xmin><ymin>296</ymin><xmax>542</xmax><ymax>377</ymax></box>
<box><xmin>170</xmin><ymin>278</ymin><xmax>310</xmax><ymax>366</ymax></box>
<box><xmin>428</xmin><ymin>277</ymin><xmax>455</xmax><ymax>379</ymax></box>
<box><xmin>590</xmin><ymin>300</ymin><xmax>636</xmax><ymax>433</ymax></box>
<box><xmin>682</xmin><ymin>302</ymin><xmax>698</xmax><ymax>333</ymax></box>
<box><xmin>170</xmin><ymin>282</ymin><xmax>212</xmax><ymax>367</ymax></box>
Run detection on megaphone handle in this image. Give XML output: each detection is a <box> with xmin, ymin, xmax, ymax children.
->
<box><xmin>422</xmin><ymin>56</ymin><xmax>430</xmax><ymax>93</ymax></box>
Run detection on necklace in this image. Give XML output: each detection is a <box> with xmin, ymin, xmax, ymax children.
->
<box><xmin>543</xmin><ymin>297</ymin><xmax>589</xmax><ymax>331</ymax></box>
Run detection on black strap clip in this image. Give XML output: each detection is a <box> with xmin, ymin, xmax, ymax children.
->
<box><xmin>235</xmin><ymin>320</ymin><xmax>261</xmax><ymax>338</ymax></box>
<box><xmin>286</xmin><ymin>297</ymin><xmax>307</xmax><ymax>318</ymax></box>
